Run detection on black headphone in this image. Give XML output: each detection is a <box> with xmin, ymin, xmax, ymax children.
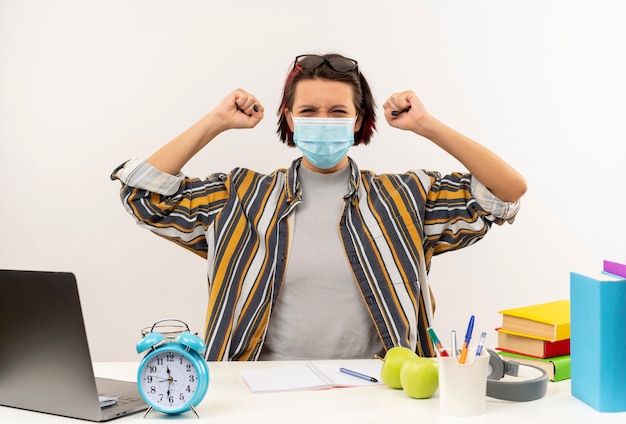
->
<box><xmin>486</xmin><ymin>349</ymin><xmax>548</xmax><ymax>402</ymax></box>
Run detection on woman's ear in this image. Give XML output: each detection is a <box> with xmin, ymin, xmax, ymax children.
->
<box><xmin>284</xmin><ymin>108</ymin><xmax>294</xmax><ymax>132</ymax></box>
<box><xmin>354</xmin><ymin>114</ymin><xmax>363</xmax><ymax>132</ymax></box>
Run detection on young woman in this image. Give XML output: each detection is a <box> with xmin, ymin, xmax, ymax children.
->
<box><xmin>111</xmin><ymin>53</ymin><xmax>526</xmax><ymax>361</ymax></box>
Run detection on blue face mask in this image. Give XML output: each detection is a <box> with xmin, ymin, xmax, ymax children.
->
<box><xmin>292</xmin><ymin>116</ymin><xmax>357</xmax><ymax>169</ymax></box>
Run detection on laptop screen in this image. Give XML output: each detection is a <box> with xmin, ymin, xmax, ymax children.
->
<box><xmin>0</xmin><ymin>269</ymin><xmax>145</xmax><ymax>421</ymax></box>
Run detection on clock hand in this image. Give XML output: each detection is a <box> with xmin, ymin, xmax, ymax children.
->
<box><xmin>165</xmin><ymin>366</ymin><xmax>177</xmax><ymax>382</ymax></box>
<box><xmin>165</xmin><ymin>366</ymin><xmax>173</xmax><ymax>398</ymax></box>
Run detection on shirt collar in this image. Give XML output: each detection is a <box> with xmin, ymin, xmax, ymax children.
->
<box><xmin>286</xmin><ymin>157</ymin><xmax>361</xmax><ymax>204</ymax></box>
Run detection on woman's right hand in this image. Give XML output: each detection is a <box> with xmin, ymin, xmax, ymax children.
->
<box><xmin>211</xmin><ymin>89</ymin><xmax>264</xmax><ymax>132</ymax></box>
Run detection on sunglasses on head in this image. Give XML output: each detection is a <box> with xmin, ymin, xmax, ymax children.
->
<box><xmin>293</xmin><ymin>54</ymin><xmax>359</xmax><ymax>74</ymax></box>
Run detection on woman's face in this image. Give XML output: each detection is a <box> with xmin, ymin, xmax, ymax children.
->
<box><xmin>286</xmin><ymin>79</ymin><xmax>362</xmax><ymax>173</ymax></box>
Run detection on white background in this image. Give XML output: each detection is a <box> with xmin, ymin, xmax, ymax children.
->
<box><xmin>1</xmin><ymin>0</ymin><xmax>624</xmax><ymax>361</ymax></box>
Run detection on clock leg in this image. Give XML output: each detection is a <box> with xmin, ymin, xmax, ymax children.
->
<box><xmin>142</xmin><ymin>406</ymin><xmax>154</xmax><ymax>419</ymax></box>
<box><xmin>189</xmin><ymin>405</ymin><xmax>200</xmax><ymax>419</ymax></box>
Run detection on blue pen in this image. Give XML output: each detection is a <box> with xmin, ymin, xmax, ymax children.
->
<box><xmin>475</xmin><ymin>331</ymin><xmax>487</xmax><ymax>356</ymax></box>
<box><xmin>459</xmin><ymin>315</ymin><xmax>475</xmax><ymax>364</ymax></box>
<box><xmin>339</xmin><ymin>368</ymin><xmax>378</xmax><ymax>383</ymax></box>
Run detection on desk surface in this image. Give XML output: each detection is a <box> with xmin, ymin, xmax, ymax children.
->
<box><xmin>2</xmin><ymin>360</ymin><xmax>625</xmax><ymax>423</ymax></box>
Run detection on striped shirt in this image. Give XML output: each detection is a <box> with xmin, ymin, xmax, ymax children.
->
<box><xmin>111</xmin><ymin>157</ymin><xmax>519</xmax><ymax>360</ymax></box>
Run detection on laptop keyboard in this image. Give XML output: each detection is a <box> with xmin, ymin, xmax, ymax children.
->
<box><xmin>99</xmin><ymin>394</ymin><xmax>138</xmax><ymax>408</ymax></box>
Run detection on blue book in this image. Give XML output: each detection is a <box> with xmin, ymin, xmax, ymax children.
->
<box><xmin>570</xmin><ymin>271</ymin><xmax>626</xmax><ymax>412</ymax></box>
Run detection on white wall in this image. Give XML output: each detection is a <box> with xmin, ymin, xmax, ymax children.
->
<box><xmin>1</xmin><ymin>0</ymin><xmax>624</xmax><ymax>361</ymax></box>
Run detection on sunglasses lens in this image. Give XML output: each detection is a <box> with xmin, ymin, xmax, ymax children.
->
<box><xmin>296</xmin><ymin>55</ymin><xmax>326</xmax><ymax>70</ymax></box>
<box><xmin>327</xmin><ymin>57</ymin><xmax>357</xmax><ymax>72</ymax></box>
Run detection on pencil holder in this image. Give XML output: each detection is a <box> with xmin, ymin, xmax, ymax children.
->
<box><xmin>438</xmin><ymin>348</ymin><xmax>490</xmax><ymax>416</ymax></box>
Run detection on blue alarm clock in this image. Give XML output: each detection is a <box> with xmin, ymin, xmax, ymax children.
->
<box><xmin>136</xmin><ymin>319</ymin><xmax>209</xmax><ymax>417</ymax></box>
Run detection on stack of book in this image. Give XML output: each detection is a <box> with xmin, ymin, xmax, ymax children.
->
<box><xmin>495</xmin><ymin>299</ymin><xmax>571</xmax><ymax>382</ymax></box>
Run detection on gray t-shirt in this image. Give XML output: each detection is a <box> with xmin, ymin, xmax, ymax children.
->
<box><xmin>259</xmin><ymin>164</ymin><xmax>382</xmax><ymax>360</ymax></box>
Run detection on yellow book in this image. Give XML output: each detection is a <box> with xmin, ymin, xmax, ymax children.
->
<box><xmin>498</xmin><ymin>300</ymin><xmax>570</xmax><ymax>341</ymax></box>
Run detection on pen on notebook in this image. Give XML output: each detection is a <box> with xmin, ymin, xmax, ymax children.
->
<box><xmin>475</xmin><ymin>331</ymin><xmax>487</xmax><ymax>356</ymax></box>
<box><xmin>458</xmin><ymin>315</ymin><xmax>475</xmax><ymax>364</ymax></box>
<box><xmin>339</xmin><ymin>367</ymin><xmax>378</xmax><ymax>383</ymax></box>
<box><xmin>427</xmin><ymin>327</ymin><xmax>450</xmax><ymax>357</ymax></box>
<box><xmin>451</xmin><ymin>329</ymin><xmax>458</xmax><ymax>358</ymax></box>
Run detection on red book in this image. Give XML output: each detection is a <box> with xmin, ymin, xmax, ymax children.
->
<box><xmin>496</xmin><ymin>329</ymin><xmax>570</xmax><ymax>358</ymax></box>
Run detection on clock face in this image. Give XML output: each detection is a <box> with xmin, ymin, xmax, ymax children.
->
<box><xmin>138</xmin><ymin>349</ymin><xmax>200</xmax><ymax>412</ymax></box>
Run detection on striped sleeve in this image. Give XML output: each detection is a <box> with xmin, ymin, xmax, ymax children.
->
<box><xmin>111</xmin><ymin>159</ymin><xmax>229</xmax><ymax>258</ymax></box>
<box><xmin>421</xmin><ymin>170</ymin><xmax>518</xmax><ymax>257</ymax></box>
<box><xmin>470</xmin><ymin>176</ymin><xmax>520</xmax><ymax>222</ymax></box>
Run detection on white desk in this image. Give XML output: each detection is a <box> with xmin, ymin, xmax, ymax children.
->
<box><xmin>2</xmin><ymin>360</ymin><xmax>625</xmax><ymax>423</ymax></box>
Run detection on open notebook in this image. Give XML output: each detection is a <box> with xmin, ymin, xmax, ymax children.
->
<box><xmin>239</xmin><ymin>359</ymin><xmax>383</xmax><ymax>393</ymax></box>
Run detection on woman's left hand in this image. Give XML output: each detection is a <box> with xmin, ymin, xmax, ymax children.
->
<box><xmin>384</xmin><ymin>92</ymin><xmax>527</xmax><ymax>203</ymax></box>
<box><xmin>383</xmin><ymin>90</ymin><xmax>430</xmax><ymax>134</ymax></box>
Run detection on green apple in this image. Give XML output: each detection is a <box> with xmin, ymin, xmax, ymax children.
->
<box><xmin>379</xmin><ymin>346</ymin><xmax>418</xmax><ymax>389</ymax></box>
<box><xmin>400</xmin><ymin>357</ymin><xmax>439</xmax><ymax>399</ymax></box>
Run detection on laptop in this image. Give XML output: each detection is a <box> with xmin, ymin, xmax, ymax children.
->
<box><xmin>0</xmin><ymin>269</ymin><xmax>147</xmax><ymax>421</ymax></box>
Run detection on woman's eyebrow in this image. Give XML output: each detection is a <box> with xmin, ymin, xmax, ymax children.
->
<box><xmin>296</xmin><ymin>104</ymin><xmax>350</xmax><ymax>110</ymax></box>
